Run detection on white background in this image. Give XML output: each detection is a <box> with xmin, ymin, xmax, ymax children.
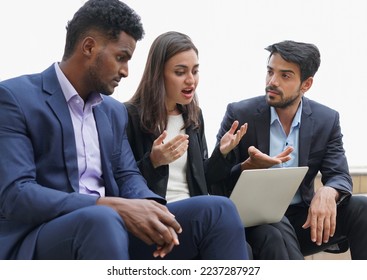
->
<box><xmin>1</xmin><ymin>0</ymin><xmax>366</xmax><ymax>168</ymax></box>
<box><xmin>0</xmin><ymin>259</ymin><xmax>363</xmax><ymax>279</ymax></box>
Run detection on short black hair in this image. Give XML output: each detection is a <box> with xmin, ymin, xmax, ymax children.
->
<box><xmin>63</xmin><ymin>0</ymin><xmax>144</xmax><ymax>59</ymax></box>
<box><xmin>265</xmin><ymin>40</ymin><xmax>321</xmax><ymax>82</ymax></box>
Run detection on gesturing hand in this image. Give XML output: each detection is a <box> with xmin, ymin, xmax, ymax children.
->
<box><xmin>150</xmin><ymin>130</ymin><xmax>189</xmax><ymax>168</ymax></box>
<box><xmin>97</xmin><ymin>197</ymin><xmax>182</xmax><ymax>258</ymax></box>
<box><xmin>241</xmin><ymin>145</ymin><xmax>294</xmax><ymax>170</ymax></box>
<box><xmin>219</xmin><ymin>120</ymin><xmax>248</xmax><ymax>157</ymax></box>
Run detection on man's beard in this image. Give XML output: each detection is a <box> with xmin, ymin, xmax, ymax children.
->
<box><xmin>265</xmin><ymin>86</ymin><xmax>301</xmax><ymax>109</ymax></box>
<box><xmin>88</xmin><ymin>53</ymin><xmax>112</xmax><ymax>96</ymax></box>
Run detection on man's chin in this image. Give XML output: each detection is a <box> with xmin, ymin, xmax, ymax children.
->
<box><xmin>265</xmin><ymin>95</ymin><xmax>276</xmax><ymax>105</ymax></box>
<box><xmin>100</xmin><ymin>89</ymin><xmax>114</xmax><ymax>96</ymax></box>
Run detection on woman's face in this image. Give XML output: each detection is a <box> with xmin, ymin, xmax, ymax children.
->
<box><xmin>163</xmin><ymin>49</ymin><xmax>199</xmax><ymax>111</ymax></box>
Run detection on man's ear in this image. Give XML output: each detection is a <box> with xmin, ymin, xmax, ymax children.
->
<box><xmin>301</xmin><ymin>77</ymin><xmax>313</xmax><ymax>93</ymax></box>
<box><xmin>81</xmin><ymin>36</ymin><xmax>96</xmax><ymax>57</ymax></box>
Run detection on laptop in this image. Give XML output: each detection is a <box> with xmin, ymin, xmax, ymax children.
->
<box><xmin>229</xmin><ymin>166</ymin><xmax>308</xmax><ymax>227</ymax></box>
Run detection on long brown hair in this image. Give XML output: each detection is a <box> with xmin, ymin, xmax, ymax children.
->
<box><xmin>128</xmin><ymin>31</ymin><xmax>200</xmax><ymax>137</ymax></box>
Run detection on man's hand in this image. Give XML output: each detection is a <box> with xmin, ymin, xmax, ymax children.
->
<box><xmin>219</xmin><ymin>121</ymin><xmax>248</xmax><ymax>157</ymax></box>
<box><xmin>302</xmin><ymin>186</ymin><xmax>339</xmax><ymax>245</ymax></box>
<box><xmin>97</xmin><ymin>197</ymin><xmax>182</xmax><ymax>258</ymax></box>
<box><xmin>241</xmin><ymin>145</ymin><xmax>293</xmax><ymax>170</ymax></box>
<box><xmin>150</xmin><ymin>130</ymin><xmax>189</xmax><ymax>168</ymax></box>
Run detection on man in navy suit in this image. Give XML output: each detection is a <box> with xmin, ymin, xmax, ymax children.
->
<box><xmin>0</xmin><ymin>0</ymin><xmax>248</xmax><ymax>260</ymax></box>
<box><xmin>211</xmin><ymin>40</ymin><xmax>367</xmax><ymax>259</ymax></box>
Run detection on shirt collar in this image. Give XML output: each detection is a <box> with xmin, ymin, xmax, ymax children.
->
<box><xmin>54</xmin><ymin>62</ymin><xmax>103</xmax><ymax>106</ymax></box>
<box><xmin>270</xmin><ymin>99</ymin><xmax>303</xmax><ymax>128</ymax></box>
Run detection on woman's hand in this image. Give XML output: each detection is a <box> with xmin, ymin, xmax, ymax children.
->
<box><xmin>150</xmin><ymin>131</ymin><xmax>189</xmax><ymax>168</ymax></box>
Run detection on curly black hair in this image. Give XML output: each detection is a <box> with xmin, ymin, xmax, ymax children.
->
<box><xmin>63</xmin><ymin>0</ymin><xmax>144</xmax><ymax>60</ymax></box>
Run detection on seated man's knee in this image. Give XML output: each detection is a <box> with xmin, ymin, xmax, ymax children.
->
<box><xmin>202</xmin><ymin>196</ymin><xmax>244</xmax><ymax>230</ymax></box>
<box><xmin>247</xmin><ymin>225</ymin><xmax>284</xmax><ymax>243</ymax></box>
<box><xmin>260</xmin><ymin>225</ymin><xmax>283</xmax><ymax>243</ymax></box>
<box><xmin>168</xmin><ymin>195</ymin><xmax>244</xmax><ymax>231</ymax></box>
<box><xmin>203</xmin><ymin>195</ymin><xmax>239</xmax><ymax>214</ymax></box>
<box><xmin>76</xmin><ymin>205</ymin><xmax>126</xmax><ymax>234</ymax></box>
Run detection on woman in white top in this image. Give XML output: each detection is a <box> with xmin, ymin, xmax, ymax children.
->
<box><xmin>125</xmin><ymin>31</ymin><xmax>247</xmax><ymax>202</ymax></box>
<box><xmin>124</xmin><ymin>31</ymin><xmax>252</xmax><ymax>260</ymax></box>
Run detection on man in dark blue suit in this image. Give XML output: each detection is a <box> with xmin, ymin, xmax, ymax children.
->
<box><xmin>212</xmin><ymin>40</ymin><xmax>367</xmax><ymax>259</ymax></box>
<box><xmin>0</xmin><ymin>0</ymin><xmax>248</xmax><ymax>260</ymax></box>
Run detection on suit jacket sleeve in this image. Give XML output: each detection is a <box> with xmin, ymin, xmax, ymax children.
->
<box><xmin>199</xmin><ymin>112</ymin><xmax>235</xmax><ymax>191</ymax></box>
<box><xmin>208</xmin><ymin>102</ymin><xmax>244</xmax><ymax>196</ymax></box>
<box><xmin>303</xmin><ymin>103</ymin><xmax>352</xmax><ymax>198</ymax></box>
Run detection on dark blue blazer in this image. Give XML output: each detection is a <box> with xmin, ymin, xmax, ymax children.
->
<box><xmin>211</xmin><ymin>95</ymin><xmax>352</xmax><ymax>205</ymax></box>
<box><xmin>0</xmin><ymin>65</ymin><xmax>163</xmax><ymax>259</ymax></box>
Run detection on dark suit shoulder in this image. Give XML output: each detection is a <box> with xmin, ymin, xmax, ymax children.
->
<box><xmin>229</xmin><ymin>96</ymin><xmax>265</xmax><ymax>109</ymax></box>
<box><xmin>0</xmin><ymin>72</ymin><xmax>43</xmax><ymax>99</ymax></box>
<box><xmin>1</xmin><ymin>72</ymin><xmax>41</xmax><ymax>87</ymax></box>
<box><xmin>227</xmin><ymin>96</ymin><xmax>267</xmax><ymax>118</ymax></box>
<box><xmin>96</xmin><ymin>96</ymin><xmax>129</xmax><ymax>132</ymax></box>
<box><xmin>302</xmin><ymin>97</ymin><xmax>339</xmax><ymax>123</ymax></box>
<box><xmin>303</xmin><ymin>97</ymin><xmax>338</xmax><ymax>114</ymax></box>
<box><xmin>99</xmin><ymin>95</ymin><xmax>126</xmax><ymax>112</ymax></box>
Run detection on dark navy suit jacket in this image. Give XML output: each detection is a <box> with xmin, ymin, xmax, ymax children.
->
<box><xmin>211</xmin><ymin>96</ymin><xmax>352</xmax><ymax>205</ymax></box>
<box><xmin>0</xmin><ymin>65</ymin><xmax>162</xmax><ymax>259</ymax></box>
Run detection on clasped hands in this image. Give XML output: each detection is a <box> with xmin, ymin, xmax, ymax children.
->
<box><xmin>97</xmin><ymin>196</ymin><xmax>181</xmax><ymax>258</ymax></box>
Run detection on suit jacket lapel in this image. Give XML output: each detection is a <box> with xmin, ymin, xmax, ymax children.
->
<box><xmin>186</xmin><ymin>126</ymin><xmax>207</xmax><ymax>195</ymax></box>
<box><xmin>254</xmin><ymin>102</ymin><xmax>271</xmax><ymax>154</ymax></box>
<box><xmin>299</xmin><ymin>98</ymin><xmax>313</xmax><ymax>166</ymax></box>
<box><xmin>43</xmin><ymin>66</ymin><xmax>80</xmax><ymax>192</ymax></box>
<box><xmin>93</xmin><ymin>106</ymin><xmax>118</xmax><ymax>196</ymax></box>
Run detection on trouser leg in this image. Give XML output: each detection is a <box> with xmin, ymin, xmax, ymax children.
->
<box><xmin>245</xmin><ymin>216</ymin><xmax>303</xmax><ymax>260</ymax></box>
<box><xmin>129</xmin><ymin>195</ymin><xmax>249</xmax><ymax>260</ymax></box>
<box><xmin>343</xmin><ymin>196</ymin><xmax>367</xmax><ymax>259</ymax></box>
<box><xmin>34</xmin><ymin>205</ymin><xmax>129</xmax><ymax>260</ymax></box>
<box><xmin>287</xmin><ymin>196</ymin><xmax>367</xmax><ymax>259</ymax></box>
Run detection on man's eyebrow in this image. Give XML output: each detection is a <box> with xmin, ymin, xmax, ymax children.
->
<box><xmin>267</xmin><ymin>66</ymin><xmax>295</xmax><ymax>74</ymax></box>
<box><xmin>120</xmin><ymin>49</ymin><xmax>132</xmax><ymax>59</ymax></box>
<box><xmin>280</xmin><ymin>69</ymin><xmax>295</xmax><ymax>75</ymax></box>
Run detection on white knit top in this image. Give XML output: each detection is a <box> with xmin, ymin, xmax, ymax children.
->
<box><xmin>165</xmin><ymin>114</ymin><xmax>190</xmax><ymax>203</ymax></box>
